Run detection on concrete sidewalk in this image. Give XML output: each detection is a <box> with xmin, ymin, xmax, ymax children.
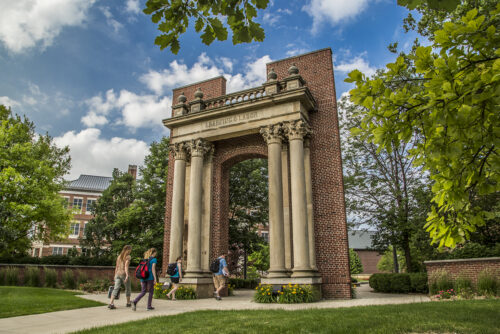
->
<box><xmin>0</xmin><ymin>285</ymin><xmax>430</xmax><ymax>334</ymax></box>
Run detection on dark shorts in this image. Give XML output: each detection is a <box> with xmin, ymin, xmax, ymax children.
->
<box><xmin>170</xmin><ymin>277</ymin><xmax>179</xmax><ymax>284</ymax></box>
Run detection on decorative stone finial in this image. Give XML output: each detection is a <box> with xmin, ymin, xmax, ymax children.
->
<box><xmin>268</xmin><ymin>68</ymin><xmax>277</xmax><ymax>81</ymax></box>
<box><xmin>177</xmin><ymin>92</ymin><xmax>187</xmax><ymax>104</ymax></box>
<box><xmin>288</xmin><ymin>63</ymin><xmax>299</xmax><ymax>76</ymax></box>
<box><xmin>194</xmin><ymin>87</ymin><xmax>203</xmax><ymax>100</ymax></box>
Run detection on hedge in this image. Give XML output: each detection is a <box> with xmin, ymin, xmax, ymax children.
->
<box><xmin>228</xmin><ymin>278</ymin><xmax>260</xmax><ymax>289</ymax></box>
<box><xmin>369</xmin><ymin>273</ymin><xmax>428</xmax><ymax>294</ymax></box>
<box><xmin>0</xmin><ymin>255</ymin><xmax>115</xmax><ymax>266</ymax></box>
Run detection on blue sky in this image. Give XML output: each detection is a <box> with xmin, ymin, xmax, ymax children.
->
<box><xmin>0</xmin><ymin>0</ymin><xmax>418</xmax><ymax>179</ymax></box>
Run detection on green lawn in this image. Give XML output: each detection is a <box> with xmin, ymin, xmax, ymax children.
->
<box><xmin>0</xmin><ymin>286</ymin><xmax>104</xmax><ymax>318</ymax></box>
<box><xmin>73</xmin><ymin>299</ymin><xmax>500</xmax><ymax>334</ymax></box>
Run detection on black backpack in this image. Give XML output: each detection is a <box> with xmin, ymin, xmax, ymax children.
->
<box><xmin>210</xmin><ymin>258</ymin><xmax>220</xmax><ymax>273</ymax></box>
<box><xmin>135</xmin><ymin>258</ymin><xmax>150</xmax><ymax>279</ymax></box>
<box><xmin>167</xmin><ymin>263</ymin><xmax>178</xmax><ymax>276</ymax></box>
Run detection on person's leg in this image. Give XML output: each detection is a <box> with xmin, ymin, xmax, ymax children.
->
<box><xmin>132</xmin><ymin>281</ymin><xmax>146</xmax><ymax>311</ymax></box>
<box><xmin>146</xmin><ymin>280</ymin><xmax>154</xmax><ymax>309</ymax></box>
<box><xmin>167</xmin><ymin>283</ymin><xmax>178</xmax><ymax>299</ymax></box>
<box><xmin>125</xmin><ymin>277</ymin><xmax>132</xmax><ymax>305</ymax></box>
<box><xmin>109</xmin><ymin>276</ymin><xmax>122</xmax><ymax>308</ymax></box>
<box><xmin>213</xmin><ymin>275</ymin><xmax>221</xmax><ymax>298</ymax></box>
<box><xmin>216</xmin><ymin>276</ymin><xmax>225</xmax><ymax>299</ymax></box>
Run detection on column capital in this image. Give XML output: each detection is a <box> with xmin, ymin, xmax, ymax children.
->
<box><xmin>188</xmin><ymin>138</ymin><xmax>213</xmax><ymax>158</ymax></box>
<box><xmin>285</xmin><ymin>119</ymin><xmax>312</xmax><ymax>141</ymax></box>
<box><xmin>171</xmin><ymin>141</ymin><xmax>189</xmax><ymax>161</ymax></box>
<box><xmin>260</xmin><ymin>123</ymin><xmax>285</xmax><ymax>145</ymax></box>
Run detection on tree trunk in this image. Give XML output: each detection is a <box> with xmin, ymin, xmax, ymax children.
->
<box><xmin>392</xmin><ymin>245</ymin><xmax>399</xmax><ymax>273</ymax></box>
<box><xmin>403</xmin><ymin>233</ymin><xmax>413</xmax><ymax>272</ymax></box>
<box><xmin>243</xmin><ymin>248</ymin><xmax>247</xmax><ymax>279</ymax></box>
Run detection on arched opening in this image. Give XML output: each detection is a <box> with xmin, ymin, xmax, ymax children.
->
<box><xmin>227</xmin><ymin>158</ymin><xmax>269</xmax><ymax>280</ymax></box>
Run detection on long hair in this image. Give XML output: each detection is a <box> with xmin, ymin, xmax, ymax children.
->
<box><xmin>117</xmin><ymin>245</ymin><xmax>132</xmax><ymax>266</ymax></box>
<box><xmin>144</xmin><ymin>247</ymin><xmax>157</xmax><ymax>259</ymax></box>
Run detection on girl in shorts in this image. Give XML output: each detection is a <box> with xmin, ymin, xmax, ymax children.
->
<box><xmin>166</xmin><ymin>256</ymin><xmax>182</xmax><ymax>300</ymax></box>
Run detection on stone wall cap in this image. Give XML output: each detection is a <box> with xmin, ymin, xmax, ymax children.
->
<box><xmin>0</xmin><ymin>263</ymin><xmax>118</xmax><ymax>269</ymax></box>
<box><xmin>424</xmin><ymin>257</ymin><xmax>500</xmax><ymax>264</ymax></box>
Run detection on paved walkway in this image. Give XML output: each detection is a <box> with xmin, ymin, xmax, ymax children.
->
<box><xmin>0</xmin><ymin>285</ymin><xmax>430</xmax><ymax>334</ymax></box>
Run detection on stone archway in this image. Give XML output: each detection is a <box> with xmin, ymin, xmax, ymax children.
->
<box><xmin>162</xmin><ymin>49</ymin><xmax>351</xmax><ymax>299</ymax></box>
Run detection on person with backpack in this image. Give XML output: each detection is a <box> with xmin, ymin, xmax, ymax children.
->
<box><xmin>108</xmin><ymin>245</ymin><xmax>132</xmax><ymax>309</ymax></box>
<box><xmin>166</xmin><ymin>256</ymin><xmax>182</xmax><ymax>300</ymax></box>
<box><xmin>132</xmin><ymin>248</ymin><xmax>157</xmax><ymax>311</ymax></box>
<box><xmin>211</xmin><ymin>254</ymin><xmax>229</xmax><ymax>301</ymax></box>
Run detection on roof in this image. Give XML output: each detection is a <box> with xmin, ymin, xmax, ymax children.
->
<box><xmin>65</xmin><ymin>175</ymin><xmax>113</xmax><ymax>192</ymax></box>
<box><xmin>348</xmin><ymin>230</ymin><xmax>376</xmax><ymax>250</ymax></box>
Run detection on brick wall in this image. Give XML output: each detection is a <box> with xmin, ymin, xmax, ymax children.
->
<box><xmin>0</xmin><ymin>264</ymin><xmax>140</xmax><ymax>286</ymax></box>
<box><xmin>172</xmin><ymin>76</ymin><xmax>226</xmax><ymax>110</ymax></box>
<box><xmin>425</xmin><ymin>257</ymin><xmax>500</xmax><ymax>285</ymax></box>
<box><xmin>355</xmin><ymin>250</ymin><xmax>383</xmax><ymax>274</ymax></box>
<box><xmin>268</xmin><ymin>49</ymin><xmax>351</xmax><ymax>298</ymax></box>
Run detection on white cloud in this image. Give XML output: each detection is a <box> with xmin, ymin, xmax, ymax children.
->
<box><xmin>263</xmin><ymin>12</ymin><xmax>280</xmax><ymax>26</ymax></box>
<box><xmin>286</xmin><ymin>48</ymin><xmax>309</xmax><ymax>57</ymax></box>
<box><xmin>82</xmin><ymin>89</ymin><xmax>171</xmax><ymax>130</ymax></box>
<box><xmin>125</xmin><ymin>0</ymin><xmax>141</xmax><ymax>14</ymax></box>
<box><xmin>0</xmin><ymin>96</ymin><xmax>20</xmax><ymax>108</ymax></box>
<box><xmin>99</xmin><ymin>6</ymin><xmax>123</xmax><ymax>33</ymax></box>
<box><xmin>139</xmin><ymin>53</ymin><xmax>272</xmax><ymax>95</ymax></box>
<box><xmin>54</xmin><ymin>128</ymin><xmax>148</xmax><ymax>180</ymax></box>
<box><xmin>303</xmin><ymin>0</ymin><xmax>369</xmax><ymax>33</ymax></box>
<box><xmin>335</xmin><ymin>56</ymin><xmax>376</xmax><ymax>77</ymax></box>
<box><xmin>0</xmin><ymin>0</ymin><xmax>96</xmax><ymax>53</ymax></box>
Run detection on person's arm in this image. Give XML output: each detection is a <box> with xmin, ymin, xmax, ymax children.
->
<box><xmin>222</xmin><ymin>259</ymin><xmax>229</xmax><ymax>276</ymax></box>
<box><xmin>124</xmin><ymin>257</ymin><xmax>130</xmax><ymax>282</ymax></box>
<box><xmin>178</xmin><ymin>263</ymin><xmax>182</xmax><ymax>281</ymax></box>
<box><xmin>152</xmin><ymin>262</ymin><xmax>157</xmax><ymax>284</ymax></box>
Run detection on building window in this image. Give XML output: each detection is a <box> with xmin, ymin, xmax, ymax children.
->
<box><xmin>83</xmin><ymin>222</ymin><xmax>88</xmax><ymax>235</ymax></box>
<box><xmin>85</xmin><ymin>199</ymin><xmax>96</xmax><ymax>214</ymax></box>
<box><xmin>261</xmin><ymin>231</ymin><xmax>269</xmax><ymax>243</ymax></box>
<box><xmin>73</xmin><ymin>198</ymin><xmax>83</xmax><ymax>211</ymax></box>
<box><xmin>69</xmin><ymin>223</ymin><xmax>80</xmax><ymax>237</ymax></box>
<box><xmin>81</xmin><ymin>248</ymin><xmax>88</xmax><ymax>256</ymax></box>
<box><xmin>52</xmin><ymin>247</ymin><xmax>64</xmax><ymax>255</ymax></box>
<box><xmin>63</xmin><ymin>197</ymin><xmax>70</xmax><ymax>208</ymax></box>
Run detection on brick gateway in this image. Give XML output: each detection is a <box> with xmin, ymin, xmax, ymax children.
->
<box><xmin>162</xmin><ymin>49</ymin><xmax>351</xmax><ymax>299</ymax></box>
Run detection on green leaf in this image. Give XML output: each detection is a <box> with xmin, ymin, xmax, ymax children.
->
<box><xmin>195</xmin><ymin>17</ymin><xmax>204</xmax><ymax>32</ymax></box>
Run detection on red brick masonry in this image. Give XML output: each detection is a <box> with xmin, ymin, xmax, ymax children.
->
<box><xmin>424</xmin><ymin>257</ymin><xmax>500</xmax><ymax>285</ymax></box>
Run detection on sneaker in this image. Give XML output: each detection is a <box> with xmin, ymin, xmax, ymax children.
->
<box><xmin>147</xmin><ymin>307</ymin><xmax>155</xmax><ymax>311</ymax></box>
<box><xmin>132</xmin><ymin>301</ymin><xmax>136</xmax><ymax>311</ymax></box>
<box><xmin>108</xmin><ymin>304</ymin><xmax>116</xmax><ymax>310</ymax></box>
<box><xmin>126</xmin><ymin>303</ymin><xmax>131</xmax><ymax>307</ymax></box>
<box><xmin>216</xmin><ymin>296</ymin><xmax>222</xmax><ymax>301</ymax></box>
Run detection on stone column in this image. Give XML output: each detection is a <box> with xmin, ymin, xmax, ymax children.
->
<box><xmin>281</xmin><ymin>144</ymin><xmax>293</xmax><ymax>272</ymax></box>
<box><xmin>169</xmin><ymin>142</ymin><xmax>188</xmax><ymax>263</ymax></box>
<box><xmin>260</xmin><ymin>124</ymin><xmax>287</xmax><ymax>278</ymax></box>
<box><xmin>185</xmin><ymin>138</ymin><xmax>212</xmax><ymax>277</ymax></box>
<box><xmin>285</xmin><ymin>119</ymin><xmax>314</xmax><ymax>277</ymax></box>
<box><xmin>304</xmin><ymin>138</ymin><xmax>317</xmax><ymax>271</ymax></box>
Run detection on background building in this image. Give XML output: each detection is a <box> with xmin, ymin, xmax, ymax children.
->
<box><xmin>348</xmin><ymin>230</ymin><xmax>383</xmax><ymax>274</ymax></box>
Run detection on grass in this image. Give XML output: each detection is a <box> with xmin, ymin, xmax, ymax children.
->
<box><xmin>0</xmin><ymin>286</ymin><xmax>105</xmax><ymax>318</ymax></box>
<box><xmin>73</xmin><ymin>299</ymin><xmax>500</xmax><ymax>334</ymax></box>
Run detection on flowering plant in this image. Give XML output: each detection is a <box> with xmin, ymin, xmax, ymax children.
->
<box><xmin>434</xmin><ymin>289</ymin><xmax>456</xmax><ymax>300</ymax></box>
<box><xmin>153</xmin><ymin>282</ymin><xmax>196</xmax><ymax>300</ymax></box>
<box><xmin>278</xmin><ymin>283</ymin><xmax>315</xmax><ymax>303</ymax></box>
<box><xmin>253</xmin><ymin>284</ymin><xmax>277</xmax><ymax>303</ymax></box>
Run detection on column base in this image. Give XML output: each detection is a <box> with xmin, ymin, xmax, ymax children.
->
<box><xmin>184</xmin><ymin>269</ymin><xmax>206</xmax><ymax>278</ymax></box>
<box><xmin>291</xmin><ymin>267</ymin><xmax>320</xmax><ymax>278</ymax></box>
<box><xmin>266</xmin><ymin>268</ymin><xmax>290</xmax><ymax>278</ymax></box>
<box><xmin>261</xmin><ymin>276</ymin><xmax>322</xmax><ymax>285</ymax></box>
<box><xmin>179</xmin><ymin>277</ymin><xmax>216</xmax><ymax>298</ymax></box>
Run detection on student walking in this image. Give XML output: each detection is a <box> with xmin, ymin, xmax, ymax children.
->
<box><xmin>212</xmin><ymin>254</ymin><xmax>229</xmax><ymax>301</ymax></box>
<box><xmin>132</xmin><ymin>248</ymin><xmax>157</xmax><ymax>311</ymax></box>
<box><xmin>166</xmin><ymin>256</ymin><xmax>182</xmax><ymax>300</ymax></box>
<box><xmin>108</xmin><ymin>245</ymin><xmax>132</xmax><ymax>309</ymax></box>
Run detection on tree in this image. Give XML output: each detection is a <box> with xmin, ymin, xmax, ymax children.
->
<box><xmin>346</xmin><ymin>3</ymin><xmax>500</xmax><ymax>248</ymax></box>
<box><xmin>247</xmin><ymin>243</ymin><xmax>269</xmax><ymax>276</ymax></box>
<box><xmin>349</xmin><ymin>249</ymin><xmax>364</xmax><ymax>275</ymax></box>
<box><xmin>82</xmin><ymin>138</ymin><xmax>170</xmax><ymax>262</ymax></box>
<box><xmin>0</xmin><ymin>105</ymin><xmax>72</xmax><ymax>255</ymax></box>
<box><xmin>144</xmin><ymin>0</ymin><xmax>268</xmax><ymax>54</ymax></box>
<box><xmin>228</xmin><ymin>158</ymin><xmax>268</xmax><ymax>278</ymax></box>
<box><xmin>340</xmin><ymin>95</ymin><xmax>432</xmax><ymax>272</ymax></box>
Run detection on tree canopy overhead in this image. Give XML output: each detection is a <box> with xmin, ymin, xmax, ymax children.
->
<box><xmin>0</xmin><ymin>105</ymin><xmax>72</xmax><ymax>255</ymax></box>
<box><xmin>346</xmin><ymin>3</ymin><xmax>500</xmax><ymax>248</ymax></box>
<box><xmin>144</xmin><ymin>0</ymin><xmax>269</xmax><ymax>54</ymax></box>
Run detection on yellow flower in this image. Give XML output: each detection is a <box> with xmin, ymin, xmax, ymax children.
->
<box><xmin>294</xmin><ymin>284</ymin><xmax>298</xmax><ymax>287</ymax></box>
<box><xmin>255</xmin><ymin>287</ymin><xmax>258</xmax><ymax>290</ymax></box>
<box><xmin>267</xmin><ymin>293</ymin><xmax>270</xmax><ymax>295</ymax></box>
<box><xmin>262</xmin><ymin>293</ymin><xmax>265</xmax><ymax>295</ymax></box>
<box><xmin>292</xmin><ymin>291</ymin><xmax>296</xmax><ymax>294</ymax></box>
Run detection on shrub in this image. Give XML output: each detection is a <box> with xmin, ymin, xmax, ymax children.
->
<box><xmin>477</xmin><ymin>269</ymin><xmax>498</xmax><ymax>296</ymax></box>
<box><xmin>79</xmin><ymin>279</ymin><xmax>111</xmax><ymax>293</ymax></box>
<box><xmin>5</xmin><ymin>267</ymin><xmax>19</xmax><ymax>286</ymax></box>
<box><xmin>390</xmin><ymin>273</ymin><xmax>411</xmax><ymax>293</ymax></box>
<box><xmin>454</xmin><ymin>272</ymin><xmax>473</xmax><ymax>294</ymax></box>
<box><xmin>228</xmin><ymin>278</ymin><xmax>259</xmax><ymax>289</ymax></box>
<box><xmin>152</xmin><ymin>283</ymin><xmax>196</xmax><ymax>300</ymax></box>
<box><xmin>429</xmin><ymin>269</ymin><xmax>453</xmax><ymax>295</ymax></box>
<box><xmin>44</xmin><ymin>268</ymin><xmax>57</xmax><ymax>288</ymax></box>
<box><xmin>435</xmin><ymin>288</ymin><xmax>456</xmax><ymax>300</ymax></box>
<box><xmin>349</xmin><ymin>249</ymin><xmax>363</xmax><ymax>275</ymax></box>
<box><xmin>278</xmin><ymin>284</ymin><xmax>316</xmax><ymax>303</ymax></box>
<box><xmin>62</xmin><ymin>270</ymin><xmax>76</xmax><ymax>289</ymax></box>
<box><xmin>40</xmin><ymin>255</ymin><xmax>70</xmax><ymax>265</ymax></box>
<box><xmin>369</xmin><ymin>273</ymin><xmax>393</xmax><ymax>293</ymax></box>
<box><xmin>76</xmin><ymin>270</ymin><xmax>89</xmax><ymax>285</ymax></box>
<box><xmin>24</xmin><ymin>266</ymin><xmax>41</xmax><ymax>287</ymax></box>
<box><xmin>253</xmin><ymin>284</ymin><xmax>277</xmax><ymax>303</ymax></box>
<box><xmin>409</xmin><ymin>272</ymin><xmax>428</xmax><ymax>293</ymax></box>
